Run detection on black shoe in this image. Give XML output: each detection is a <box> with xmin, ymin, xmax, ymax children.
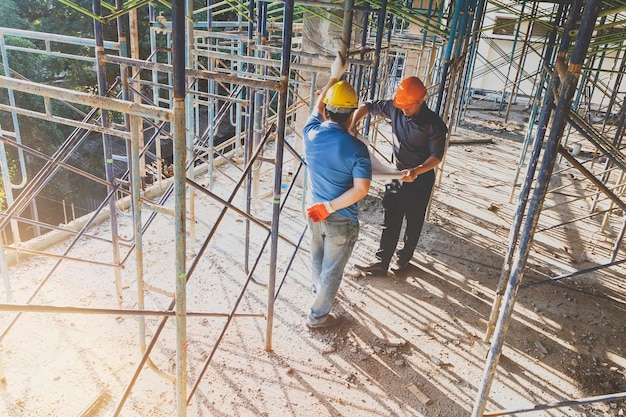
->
<box><xmin>307</xmin><ymin>313</ymin><xmax>344</xmax><ymax>329</ymax></box>
<box><xmin>392</xmin><ymin>260</ymin><xmax>411</xmax><ymax>273</ymax></box>
<box><xmin>354</xmin><ymin>262</ymin><xmax>388</xmax><ymax>274</ymax></box>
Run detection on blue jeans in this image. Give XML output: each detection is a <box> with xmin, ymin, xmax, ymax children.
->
<box><xmin>307</xmin><ymin>213</ymin><xmax>359</xmax><ymax>325</ymax></box>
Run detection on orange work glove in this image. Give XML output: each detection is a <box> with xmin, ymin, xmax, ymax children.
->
<box><xmin>306</xmin><ymin>201</ymin><xmax>335</xmax><ymax>223</ymax></box>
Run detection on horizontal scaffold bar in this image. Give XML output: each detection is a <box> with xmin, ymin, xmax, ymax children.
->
<box><xmin>0</xmin><ymin>27</ymin><xmax>119</xmax><ymax>51</ymax></box>
<box><xmin>0</xmin><ymin>75</ymin><xmax>173</xmax><ymax>122</ymax></box>
<box><xmin>103</xmin><ymin>55</ymin><xmax>283</xmax><ymax>91</ymax></box>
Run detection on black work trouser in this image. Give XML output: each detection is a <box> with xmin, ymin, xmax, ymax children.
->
<box><xmin>375</xmin><ymin>169</ymin><xmax>435</xmax><ymax>267</ymax></box>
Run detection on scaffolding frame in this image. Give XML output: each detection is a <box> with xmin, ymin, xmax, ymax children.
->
<box><xmin>0</xmin><ymin>1</ymin><xmax>625</xmax><ymax>416</ymax></box>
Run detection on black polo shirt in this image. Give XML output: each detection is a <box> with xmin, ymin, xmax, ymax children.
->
<box><xmin>366</xmin><ymin>100</ymin><xmax>448</xmax><ymax>170</ymax></box>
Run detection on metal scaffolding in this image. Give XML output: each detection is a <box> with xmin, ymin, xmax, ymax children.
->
<box><xmin>0</xmin><ymin>0</ymin><xmax>625</xmax><ymax>416</ymax></box>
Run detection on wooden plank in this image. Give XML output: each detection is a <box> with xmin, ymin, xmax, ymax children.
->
<box><xmin>407</xmin><ymin>383</ymin><xmax>432</xmax><ymax>405</ymax></box>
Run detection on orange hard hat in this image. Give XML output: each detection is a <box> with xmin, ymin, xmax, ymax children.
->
<box><xmin>393</xmin><ymin>77</ymin><xmax>427</xmax><ymax>109</ymax></box>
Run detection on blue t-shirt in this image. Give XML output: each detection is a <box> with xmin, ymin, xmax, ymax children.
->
<box><xmin>303</xmin><ymin>112</ymin><xmax>372</xmax><ymax>223</ymax></box>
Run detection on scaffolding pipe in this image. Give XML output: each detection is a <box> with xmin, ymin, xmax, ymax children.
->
<box><xmin>509</xmin><ymin>1</ymin><xmax>565</xmax><ymax>202</ymax></box>
<box><xmin>0</xmin><ymin>237</ymin><xmax>9</xmax><ymax>302</ymax></box>
<box><xmin>611</xmin><ymin>217</ymin><xmax>626</xmax><ymax>261</ymax></box>
<box><xmin>170</xmin><ymin>0</ymin><xmax>188</xmax><ymax>413</ymax></box>
<box><xmin>128</xmin><ymin>110</ymin><xmax>170</xmax><ymax>379</ymax></box>
<box><xmin>0</xmin><ymin>303</ymin><xmax>263</xmax><ymax>317</ymax></box>
<box><xmin>0</xmin><ymin>212</ymin><xmax>117</xmax><ymax>245</ymax></box>
<box><xmin>0</xmin><ymin>25</ymin><xmax>116</xmax><ymax>46</ymax></box>
<box><xmin>371</xmin><ymin>0</ymin><xmax>388</xmax><ymax>100</ymax></box>
<box><xmin>0</xmin><ymin>75</ymin><xmax>171</xmax><ymax>121</ymax></box>
<box><xmin>557</xmin><ymin>145</ymin><xmax>626</xmax><ymax>212</ymax></box>
<box><xmin>265</xmin><ymin>0</ymin><xmax>294</xmax><ymax>352</ymax></box>
<box><xmin>0</xmin><ymin>131</ymin><xmax>114</xmax><ymax>188</ymax></box>
<box><xmin>0</xmin><ymin>102</ymin><xmax>133</xmax><ymax>139</ymax></box>
<box><xmin>0</xmin><ymin>34</ymin><xmax>29</xmax><ymax>245</ymax></box>
<box><xmin>0</xmin><ymin>107</ymin><xmax>105</xmax><ymax>235</ymax></box>
<box><xmin>103</xmin><ymin>54</ymin><xmax>282</xmax><ymax>90</ymax></box>
<box><xmin>560</xmin><ymin>21</ymin><xmax>608</xmax><ymax>165</ymax></box>
<box><xmin>0</xmin><ymin>184</ymin><xmax>121</xmax><ymax>342</ymax></box>
<box><xmin>93</xmin><ymin>0</ymin><xmax>124</xmax><ymax>308</ymax></box>
<box><xmin>591</xmin><ymin>58</ymin><xmax>626</xmax><ymax>216</ymax></box>
<box><xmin>341</xmin><ymin>0</ymin><xmax>354</xmax><ymax>58</ymax></box>
<box><xmin>472</xmin><ymin>2</ymin><xmax>601</xmax><ymax>416</ymax></box>
<box><xmin>484</xmin><ymin>391</ymin><xmax>626</xmax><ymax>416</ymax></box>
<box><xmin>522</xmin><ymin>257</ymin><xmax>626</xmax><ymax>288</ymax></box>
<box><xmin>355</xmin><ymin>10</ymin><xmax>369</xmax><ymax>97</ymax></box>
<box><xmin>435</xmin><ymin>0</ymin><xmax>476</xmax><ymax>190</ymax></box>
<box><xmin>434</xmin><ymin>0</ymin><xmax>462</xmax><ymax>114</ymax></box>
<box><xmin>484</xmin><ymin>0</ymin><xmax>580</xmax><ymax>344</ymax></box>
<box><xmin>503</xmin><ymin>1</ymin><xmax>536</xmax><ymax>123</ymax></box>
<box><xmin>184</xmin><ymin>125</ymin><xmax>277</xmax><ymax>400</ymax></box>
<box><xmin>497</xmin><ymin>0</ymin><xmax>526</xmax><ymax>116</ymax></box>
<box><xmin>457</xmin><ymin>0</ymin><xmax>486</xmax><ymax>125</ymax></box>
<box><xmin>187</xmin><ymin>0</ymin><xmax>198</xmax><ymax>249</ymax></box>
<box><xmin>244</xmin><ymin>0</ymin><xmax>259</xmax><ymax>275</ymax></box>
<box><xmin>119</xmin><ymin>2</ymin><xmax>170</xmax><ymax>382</ymax></box>
<box><xmin>364</xmin><ymin>0</ymin><xmax>388</xmax><ymax>136</ymax></box>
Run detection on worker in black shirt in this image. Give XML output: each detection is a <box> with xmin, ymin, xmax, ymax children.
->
<box><xmin>351</xmin><ymin>76</ymin><xmax>448</xmax><ymax>274</ymax></box>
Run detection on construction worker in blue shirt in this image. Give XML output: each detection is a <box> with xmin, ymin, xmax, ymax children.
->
<box><xmin>304</xmin><ymin>53</ymin><xmax>372</xmax><ymax>329</ymax></box>
<box><xmin>351</xmin><ymin>76</ymin><xmax>448</xmax><ymax>275</ymax></box>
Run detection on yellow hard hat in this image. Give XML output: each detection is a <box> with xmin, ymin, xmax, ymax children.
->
<box><xmin>323</xmin><ymin>81</ymin><xmax>358</xmax><ymax>113</ymax></box>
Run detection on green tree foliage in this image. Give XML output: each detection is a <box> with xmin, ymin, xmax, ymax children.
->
<box><xmin>11</xmin><ymin>0</ymin><xmax>92</xmax><ymax>36</ymax></box>
<box><xmin>0</xmin><ymin>0</ymin><xmax>28</xmax><ymax>29</ymax></box>
<box><xmin>0</xmin><ymin>0</ymin><xmax>109</xmax><ymax>225</ymax></box>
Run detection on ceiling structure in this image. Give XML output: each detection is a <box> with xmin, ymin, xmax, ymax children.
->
<box><xmin>1</xmin><ymin>1</ymin><xmax>625</xmax><ymax>415</ymax></box>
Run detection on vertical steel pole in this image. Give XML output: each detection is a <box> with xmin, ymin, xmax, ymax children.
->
<box><xmin>266</xmin><ymin>0</ymin><xmax>294</xmax><ymax>351</ymax></box>
<box><xmin>498</xmin><ymin>0</ymin><xmax>526</xmax><ymax>115</ymax></box>
<box><xmin>245</xmin><ymin>0</ymin><xmax>257</xmax><ymax>275</ymax></box>
<box><xmin>117</xmin><ymin>0</ymin><xmax>143</xmax><ymax>366</ymax></box>
<box><xmin>207</xmin><ymin>3</ymin><xmax>216</xmax><ymax>190</ymax></box>
<box><xmin>341</xmin><ymin>0</ymin><xmax>354</xmax><ymax>58</ymax></box>
<box><xmin>92</xmin><ymin>0</ymin><xmax>123</xmax><ymax>306</ymax></box>
<box><xmin>186</xmin><ymin>0</ymin><xmax>197</xmax><ymax>248</ymax></box>
<box><xmin>127</xmin><ymin>0</ymin><xmax>156</xmax><ymax>371</ymax></box>
<box><xmin>149</xmin><ymin>4</ymin><xmax>161</xmax><ymax>118</ymax></box>
<box><xmin>445</xmin><ymin>0</ymin><xmax>475</xmax><ymax>124</ymax></box>
<box><xmin>171</xmin><ymin>0</ymin><xmax>187</xmax><ymax>414</ymax></box>
<box><xmin>504</xmin><ymin>1</ymin><xmax>537</xmax><ymax>122</ymax></box>
<box><xmin>0</xmin><ymin>34</ymin><xmax>28</xmax><ymax>244</ymax></box>
<box><xmin>611</xmin><ymin>218</ymin><xmax>626</xmax><ymax>262</ymax></box>
<box><xmin>434</xmin><ymin>0</ymin><xmax>462</xmax><ymax>114</ymax></box>
<box><xmin>510</xmin><ymin>1</ymin><xmax>565</xmax><ymax>202</ymax></box>
<box><xmin>472</xmin><ymin>1</ymin><xmax>601</xmax><ymax>415</ymax></box>
<box><xmin>458</xmin><ymin>0</ymin><xmax>486</xmax><ymax>125</ymax></box>
<box><xmin>115</xmin><ymin>0</ymin><xmax>129</xmax><ymax>90</ymax></box>
<box><xmin>485</xmin><ymin>0</ymin><xmax>580</xmax><ymax>344</ymax></box>
<box><xmin>0</xmin><ymin>235</ymin><xmax>10</xmax><ymax>302</ymax></box>
<box><xmin>356</xmin><ymin>11</ymin><xmax>369</xmax><ymax>96</ymax></box>
<box><xmin>0</xmin><ymin>123</ymin><xmax>19</xmax><ymax>274</ymax></box>
<box><xmin>370</xmin><ymin>0</ymin><xmax>387</xmax><ymax>100</ymax></box>
<box><xmin>260</xmin><ymin>0</ymin><xmax>268</xmax><ymax>41</ymax></box>
<box><xmin>364</xmin><ymin>0</ymin><xmax>388</xmax><ymax>136</ymax></box>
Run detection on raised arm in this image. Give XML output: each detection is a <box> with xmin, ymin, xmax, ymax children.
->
<box><xmin>349</xmin><ymin>103</ymin><xmax>370</xmax><ymax>134</ymax></box>
<box><xmin>314</xmin><ymin>52</ymin><xmax>349</xmax><ymax>114</ymax></box>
